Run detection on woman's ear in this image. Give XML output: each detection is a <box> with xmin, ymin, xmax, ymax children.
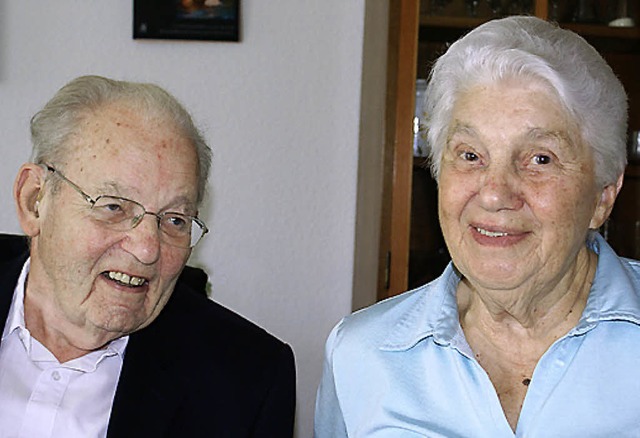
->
<box><xmin>14</xmin><ymin>163</ymin><xmax>47</xmax><ymax>237</ymax></box>
<box><xmin>589</xmin><ymin>173</ymin><xmax>624</xmax><ymax>230</ymax></box>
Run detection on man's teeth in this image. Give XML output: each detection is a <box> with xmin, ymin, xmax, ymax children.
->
<box><xmin>107</xmin><ymin>271</ymin><xmax>146</xmax><ymax>286</ymax></box>
<box><xmin>476</xmin><ymin>227</ymin><xmax>508</xmax><ymax>237</ymax></box>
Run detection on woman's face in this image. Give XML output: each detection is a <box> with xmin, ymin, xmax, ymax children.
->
<box><xmin>438</xmin><ymin>80</ymin><xmax>614</xmax><ymax>292</ymax></box>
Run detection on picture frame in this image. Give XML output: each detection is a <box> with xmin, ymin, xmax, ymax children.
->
<box><xmin>134</xmin><ymin>0</ymin><xmax>240</xmax><ymax>42</ymax></box>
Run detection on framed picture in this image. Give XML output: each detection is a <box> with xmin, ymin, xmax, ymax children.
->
<box><xmin>134</xmin><ymin>0</ymin><xmax>240</xmax><ymax>42</ymax></box>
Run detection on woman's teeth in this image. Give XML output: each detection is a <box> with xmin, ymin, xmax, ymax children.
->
<box><xmin>107</xmin><ymin>271</ymin><xmax>146</xmax><ymax>286</ymax></box>
<box><xmin>476</xmin><ymin>227</ymin><xmax>508</xmax><ymax>237</ymax></box>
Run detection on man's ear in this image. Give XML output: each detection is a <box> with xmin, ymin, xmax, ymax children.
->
<box><xmin>589</xmin><ymin>173</ymin><xmax>624</xmax><ymax>230</ymax></box>
<box><xmin>14</xmin><ymin>163</ymin><xmax>47</xmax><ymax>237</ymax></box>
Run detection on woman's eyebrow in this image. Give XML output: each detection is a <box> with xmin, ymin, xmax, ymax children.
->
<box><xmin>525</xmin><ymin>127</ymin><xmax>567</xmax><ymax>139</ymax></box>
<box><xmin>524</xmin><ymin>128</ymin><xmax>574</xmax><ymax>148</ymax></box>
<box><xmin>447</xmin><ymin>123</ymin><xmax>479</xmax><ymax>145</ymax></box>
<box><xmin>449</xmin><ymin>122</ymin><xmax>478</xmax><ymax>137</ymax></box>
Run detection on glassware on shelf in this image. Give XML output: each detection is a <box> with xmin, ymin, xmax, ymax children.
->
<box><xmin>505</xmin><ymin>0</ymin><xmax>532</xmax><ymax>15</ymax></box>
<box><xmin>609</xmin><ymin>0</ymin><xmax>635</xmax><ymax>27</ymax></box>
<box><xmin>572</xmin><ymin>0</ymin><xmax>597</xmax><ymax>23</ymax></box>
<box><xmin>629</xmin><ymin>131</ymin><xmax>640</xmax><ymax>162</ymax></box>
<box><xmin>429</xmin><ymin>0</ymin><xmax>453</xmax><ymax>15</ymax></box>
<box><xmin>549</xmin><ymin>0</ymin><xmax>560</xmax><ymax>21</ymax></box>
<box><xmin>486</xmin><ymin>0</ymin><xmax>503</xmax><ymax>17</ymax></box>
<box><xmin>465</xmin><ymin>0</ymin><xmax>480</xmax><ymax>17</ymax></box>
<box><xmin>413</xmin><ymin>80</ymin><xmax>429</xmax><ymax>157</ymax></box>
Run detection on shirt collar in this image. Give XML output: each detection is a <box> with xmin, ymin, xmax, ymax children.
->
<box><xmin>575</xmin><ymin>233</ymin><xmax>640</xmax><ymax>331</ymax></box>
<box><xmin>380</xmin><ymin>233</ymin><xmax>640</xmax><ymax>351</ymax></box>
<box><xmin>380</xmin><ymin>263</ymin><xmax>463</xmax><ymax>351</ymax></box>
<box><xmin>1</xmin><ymin>258</ymin><xmax>129</xmax><ymax>366</ymax></box>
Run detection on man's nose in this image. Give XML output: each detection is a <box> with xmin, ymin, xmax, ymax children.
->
<box><xmin>123</xmin><ymin>213</ymin><xmax>162</xmax><ymax>264</ymax></box>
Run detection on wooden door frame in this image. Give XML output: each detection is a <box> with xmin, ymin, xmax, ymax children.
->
<box><xmin>378</xmin><ymin>0</ymin><xmax>419</xmax><ymax>300</ymax></box>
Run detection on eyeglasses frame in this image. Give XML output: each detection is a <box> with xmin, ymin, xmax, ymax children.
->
<box><xmin>42</xmin><ymin>164</ymin><xmax>209</xmax><ymax>248</ymax></box>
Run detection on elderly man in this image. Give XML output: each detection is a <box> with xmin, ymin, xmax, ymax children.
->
<box><xmin>0</xmin><ymin>75</ymin><xmax>296</xmax><ymax>437</ymax></box>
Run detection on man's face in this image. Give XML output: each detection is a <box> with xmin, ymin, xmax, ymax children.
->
<box><xmin>28</xmin><ymin>103</ymin><xmax>200</xmax><ymax>347</ymax></box>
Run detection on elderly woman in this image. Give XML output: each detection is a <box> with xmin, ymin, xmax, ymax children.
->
<box><xmin>315</xmin><ymin>16</ymin><xmax>639</xmax><ymax>437</ymax></box>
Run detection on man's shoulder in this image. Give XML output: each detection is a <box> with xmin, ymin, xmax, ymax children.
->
<box><xmin>0</xmin><ymin>234</ymin><xmax>28</xmax><ymax>262</ymax></box>
<box><xmin>143</xmin><ymin>279</ymin><xmax>291</xmax><ymax>362</ymax></box>
<box><xmin>115</xmin><ymin>273</ymin><xmax>295</xmax><ymax>437</ymax></box>
<box><xmin>0</xmin><ymin>235</ymin><xmax>29</xmax><ymax>313</ymax></box>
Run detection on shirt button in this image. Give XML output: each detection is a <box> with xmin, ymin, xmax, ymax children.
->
<box><xmin>52</xmin><ymin>370</ymin><xmax>61</xmax><ymax>381</ymax></box>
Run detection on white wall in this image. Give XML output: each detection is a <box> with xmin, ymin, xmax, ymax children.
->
<box><xmin>0</xmin><ymin>1</ymin><xmax>387</xmax><ymax>435</ymax></box>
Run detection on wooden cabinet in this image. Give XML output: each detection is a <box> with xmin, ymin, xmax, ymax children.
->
<box><xmin>378</xmin><ymin>0</ymin><xmax>640</xmax><ymax>300</ymax></box>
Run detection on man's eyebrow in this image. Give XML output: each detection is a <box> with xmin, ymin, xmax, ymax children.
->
<box><xmin>94</xmin><ymin>182</ymin><xmax>197</xmax><ymax>213</ymax></box>
<box><xmin>165</xmin><ymin>196</ymin><xmax>198</xmax><ymax>214</ymax></box>
<box><xmin>95</xmin><ymin>181</ymin><xmax>125</xmax><ymax>196</ymax></box>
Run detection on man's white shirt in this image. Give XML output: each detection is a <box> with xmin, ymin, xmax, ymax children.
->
<box><xmin>0</xmin><ymin>259</ymin><xmax>128</xmax><ymax>438</ymax></box>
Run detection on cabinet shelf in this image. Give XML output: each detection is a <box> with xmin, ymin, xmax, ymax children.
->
<box><xmin>421</xmin><ymin>15</ymin><xmax>640</xmax><ymax>40</ymax></box>
<box><xmin>420</xmin><ymin>15</ymin><xmax>492</xmax><ymax>29</ymax></box>
<box><xmin>561</xmin><ymin>22</ymin><xmax>640</xmax><ymax>40</ymax></box>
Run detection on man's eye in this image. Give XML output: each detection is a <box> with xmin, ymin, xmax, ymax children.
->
<box><xmin>162</xmin><ymin>215</ymin><xmax>191</xmax><ymax>234</ymax></box>
<box><xmin>103</xmin><ymin>203</ymin><xmax>124</xmax><ymax>212</ymax></box>
<box><xmin>91</xmin><ymin>200</ymin><xmax>130</xmax><ymax>224</ymax></box>
<box><xmin>168</xmin><ymin>216</ymin><xmax>187</xmax><ymax>227</ymax></box>
<box><xmin>93</xmin><ymin>202</ymin><xmax>125</xmax><ymax>214</ymax></box>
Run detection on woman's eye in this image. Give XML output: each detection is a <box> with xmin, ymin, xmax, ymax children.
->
<box><xmin>532</xmin><ymin>154</ymin><xmax>552</xmax><ymax>165</ymax></box>
<box><xmin>461</xmin><ymin>151</ymin><xmax>479</xmax><ymax>162</ymax></box>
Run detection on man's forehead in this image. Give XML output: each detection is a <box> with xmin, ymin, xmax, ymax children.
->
<box><xmin>66</xmin><ymin>112</ymin><xmax>194</xmax><ymax>161</ymax></box>
<box><xmin>60</xmin><ymin>147</ymin><xmax>198</xmax><ymax>206</ymax></box>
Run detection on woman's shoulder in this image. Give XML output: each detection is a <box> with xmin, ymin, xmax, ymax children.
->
<box><xmin>620</xmin><ymin>256</ymin><xmax>640</xmax><ymax>276</ymax></box>
<box><xmin>329</xmin><ymin>266</ymin><xmax>459</xmax><ymax>352</ymax></box>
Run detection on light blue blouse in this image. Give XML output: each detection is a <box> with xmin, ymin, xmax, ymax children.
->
<box><xmin>315</xmin><ymin>234</ymin><xmax>640</xmax><ymax>437</ymax></box>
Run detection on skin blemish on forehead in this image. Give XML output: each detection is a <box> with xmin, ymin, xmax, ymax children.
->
<box><xmin>156</xmin><ymin>141</ymin><xmax>171</xmax><ymax>159</ymax></box>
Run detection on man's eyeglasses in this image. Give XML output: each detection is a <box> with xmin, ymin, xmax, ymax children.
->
<box><xmin>43</xmin><ymin>164</ymin><xmax>208</xmax><ymax>248</ymax></box>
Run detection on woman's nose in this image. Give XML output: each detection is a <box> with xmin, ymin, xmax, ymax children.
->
<box><xmin>477</xmin><ymin>165</ymin><xmax>524</xmax><ymax>212</ymax></box>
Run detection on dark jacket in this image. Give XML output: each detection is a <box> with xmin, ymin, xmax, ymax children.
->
<box><xmin>0</xmin><ymin>234</ymin><xmax>296</xmax><ymax>437</ymax></box>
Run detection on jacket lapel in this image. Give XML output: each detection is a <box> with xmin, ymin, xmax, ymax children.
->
<box><xmin>106</xmin><ymin>293</ymin><xmax>190</xmax><ymax>437</ymax></box>
<box><xmin>106</xmin><ymin>336</ymin><xmax>189</xmax><ymax>437</ymax></box>
<box><xmin>0</xmin><ymin>235</ymin><xmax>29</xmax><ymax>335</ymax></box>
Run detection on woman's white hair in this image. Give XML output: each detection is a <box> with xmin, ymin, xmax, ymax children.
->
<box><xmin>425</xmin><ymin>16</ymin><xmax>628</xmax><ymax>187</ymax></box>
